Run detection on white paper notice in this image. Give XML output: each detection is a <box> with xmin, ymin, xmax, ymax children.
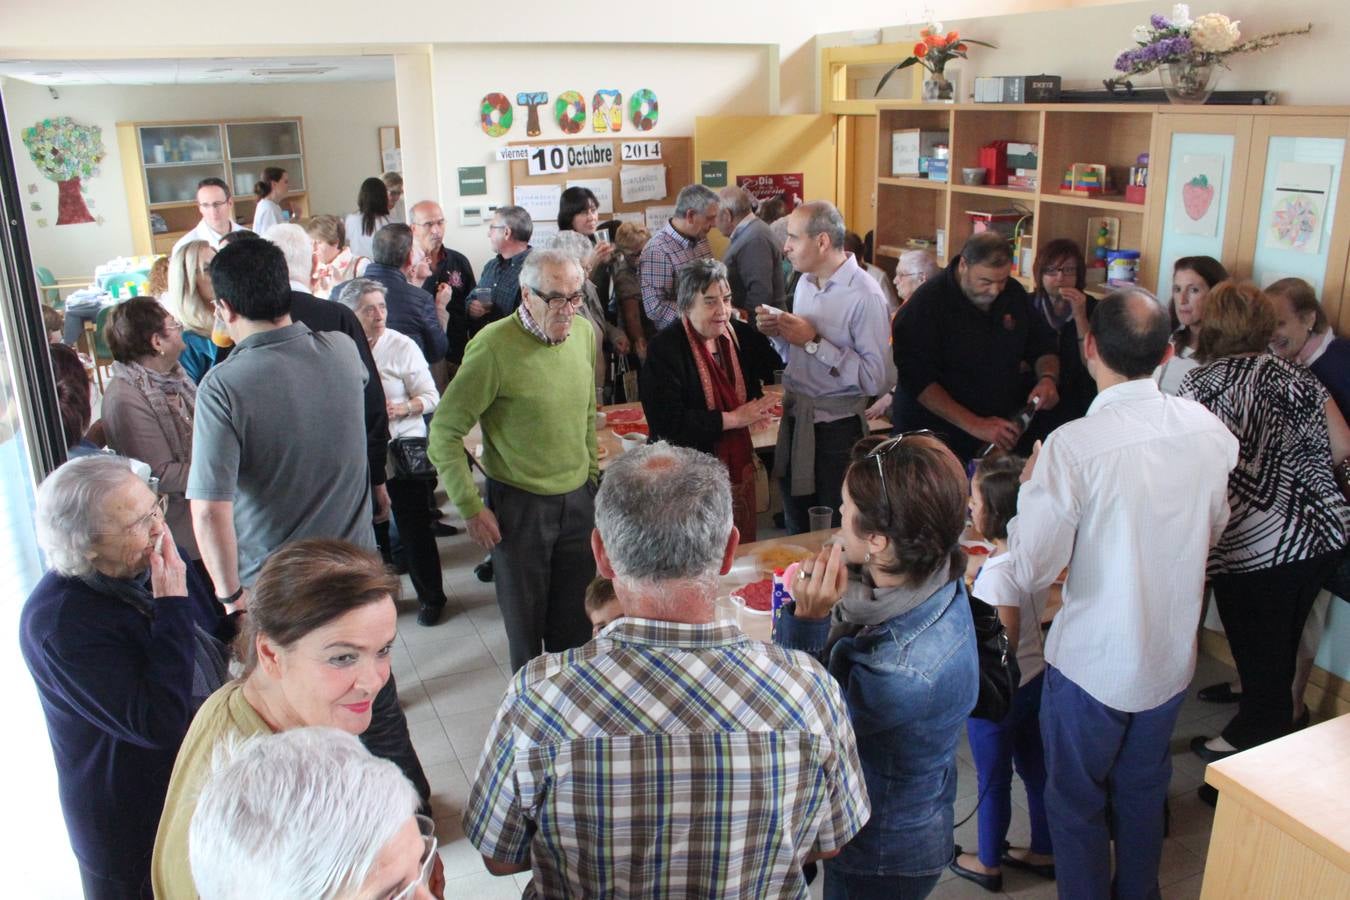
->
<box><xmin>620</xmin><ymin>165</ymin><xmax>667</xmax><ymax>203</ymax></box>
<box><xmin>513</xmin><ymin>184</ymin><xmax>562</xmax><ymax>225</ymax></box>
<box><xmin>566</xmin><ymin>178</ymin><xmax>615</xmax><ymax>214</ymax></box>
<box><xmin>644</xmin><ymin>205</ymin><xmax>676</xmax><ymax>233</ymax></box>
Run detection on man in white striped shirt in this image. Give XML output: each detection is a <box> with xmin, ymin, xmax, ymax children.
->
<box><xmin>1005</xmin><ymin>288</ymin><xmax>1238</xmax><ymax>900</ymax></box>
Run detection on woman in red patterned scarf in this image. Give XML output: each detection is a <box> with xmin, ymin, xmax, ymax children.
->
<box><xmin>639</xmin><ymin>259</ymin><xmax>783</xmax><ymax>540</ymax></box>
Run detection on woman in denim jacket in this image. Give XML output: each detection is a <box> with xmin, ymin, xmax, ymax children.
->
<box><xmin>776</xmin><ymin>433</ymin><xmax>980</xmax><ymax>899</ymax></box>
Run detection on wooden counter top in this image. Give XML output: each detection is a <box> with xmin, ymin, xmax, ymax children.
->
<box><xmin>1204</xmin><ymin>714</ymin><xmax>1350</xmax><ymax>873</ymax></box>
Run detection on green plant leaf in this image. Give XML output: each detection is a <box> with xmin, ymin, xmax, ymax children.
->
<box><xmin>874</xmin><ymin>58</ymin><xmax>920</xmax><ymax>96</ymax></box>
<box><xmin>961</xmin><ymin>39</ymin><xmax>999</xmax><ymax>49</ymax></box>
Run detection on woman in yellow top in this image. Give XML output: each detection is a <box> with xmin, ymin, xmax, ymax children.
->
<box><xmin>151</xmin><ymin>539</ymin><xmax>442</xmax><ymax>898</ymax></box>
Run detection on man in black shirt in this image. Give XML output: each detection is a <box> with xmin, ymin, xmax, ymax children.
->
<box><xmin>411</xmin><ymin>200</ymin><xmax>476</xmax><ymax>363</ymax></box>
<box><xmin>892</xmin><ymin>232</ymin><xmax>1060</xmax><ymax>463</ymax></box>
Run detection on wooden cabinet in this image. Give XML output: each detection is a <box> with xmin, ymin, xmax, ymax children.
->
<box><xmin>1201</xmin><ymin>714</ymin><xmax>1350</xmax><ymax>899</ymax></box>
<box><xmin>874</xmin><ymin>103</ymin><xmax>1350</xmax><ymax>321</ymax></box>
<box><xmin>116</xmin><ymin>117</ymin><xmax>310</xmax><ymax>256</ymax></box>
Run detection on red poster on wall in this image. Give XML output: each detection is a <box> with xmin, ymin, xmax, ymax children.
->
<box><xmin>736</xmin><ymin>173</ymin><xmax>803</xmax><ymax>213</ymax></box>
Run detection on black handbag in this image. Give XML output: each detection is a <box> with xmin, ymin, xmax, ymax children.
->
<box><xmin>389</xmin><ymin>437</ymin><xmax>438</xmax><ymax>481</ymax></box>
<box><xmin>967</xmin><ymin>591</ymin><xmax>1021</xmax><ymax>721</ymax></box>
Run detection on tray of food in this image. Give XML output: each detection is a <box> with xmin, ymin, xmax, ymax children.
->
<box><xmin>751</xmin><ymin>543</ymin><xmax>814</xmax><ymax>578</ymax></box>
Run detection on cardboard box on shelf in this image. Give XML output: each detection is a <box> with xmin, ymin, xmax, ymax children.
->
<box><xmin>1007</xmin><ymin>143</ymin><xmax>1039</xmax><ymax>170</ymax></box>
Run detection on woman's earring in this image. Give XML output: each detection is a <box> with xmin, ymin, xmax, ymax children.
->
<box><xmin>863</xmin><ymin>551</ymin><xmax>872</xmax><ymax>564</ymax></box>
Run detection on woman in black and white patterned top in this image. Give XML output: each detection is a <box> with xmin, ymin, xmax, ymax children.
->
<box><xmin>1178</xmin><ymin>281</ymin><xmax>1350</xmax><ymax>759</ymax></box>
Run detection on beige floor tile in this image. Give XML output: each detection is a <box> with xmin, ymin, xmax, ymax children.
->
<box><xmin>406</xmin><ymin>632</ymin><xmax>496</xmax><ymax>682</ymax></box>
<box><xmin>442</xmin><ymin>705</ymin><xmax>502</xmax><ymax>762</ymax></box>
<box><xmin>408</xmin><ymin>716</ymin><xmax>455</xmax><ymax>767</ymax></box>
<box><xmin>441</xmin><ymin>868</ymin><xmax>532</xmax><ymax>899</ymax></box>
<box><xmin>396</xmin><ymin>679</ymin><xmax>439</xmax><ymax>725</ymax></box>
<box><xmin>424</xmin><ymin>665</ymin><xmax>510</xmax><ymax>717</ymax></box>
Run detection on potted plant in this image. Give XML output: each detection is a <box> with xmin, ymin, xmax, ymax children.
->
<box><xmin>1108</xmin><ymin>5</ymin><xmax>1312</xmax><ymax>103</ymax></box>
<box><xmin>875</xmin><ymin>24</ymin><xmax>997</xmax><ymax>103</ymax></box>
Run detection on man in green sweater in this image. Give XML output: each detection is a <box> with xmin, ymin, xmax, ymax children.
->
<box><xmin>428</xmin><ymin>248</ymin><xmax>599</xmax><ymax>671</ymax></box>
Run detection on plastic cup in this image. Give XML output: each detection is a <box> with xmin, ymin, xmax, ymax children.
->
<box><xmin>808</xmin><ymin>506</ymin><xmax>834</xmax><ymax>533</ymax></box>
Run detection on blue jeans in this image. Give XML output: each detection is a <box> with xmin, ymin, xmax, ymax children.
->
<box><xmin>1040</xmin><ymin>665</ymin><xmax>1184</xmax><ymax>900</ymax></box>
<box><xmin>823</xmin><ymin>864</ymin><xmax>941</xmax><ymax>900</ymax></box>
<box><xmin>966</xmin><ymin>671</ymin><xmax>1052</xmax><ymax>868</ymax></box>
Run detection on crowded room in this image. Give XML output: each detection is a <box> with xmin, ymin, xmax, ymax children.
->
<box><xmin>3</xmin><ymin>0</ymin><xmax>1349</xmax><ymax>896</ymax></box>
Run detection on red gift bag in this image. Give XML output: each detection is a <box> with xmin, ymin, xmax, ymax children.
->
<box><xmin>979</xmin><ymin>142</ymin><xmax>1010</xmax><ymax>186</ymax></box>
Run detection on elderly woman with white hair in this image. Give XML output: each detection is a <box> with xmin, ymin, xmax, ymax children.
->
<box><xmin>190</xmin><ymin>727</ymin><xmax>434</xmax><ymax>900</ymax></box>
<box><xmin>638</xmin><ymin>258</ymin><xmax>782</xmax><ymax>541</ymax></box>
<box><xmin>338</xmin><ymin>277</ymin><xmax>448</xmax><ymax>626</ymax></box>
<box><xmin>19</xmin><ymin>455</ymin><xmax>231</xmax><ymax>900</ymax></box>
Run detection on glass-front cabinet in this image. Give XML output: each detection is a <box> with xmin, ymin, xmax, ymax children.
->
<box><xmin>119</xmin><ymin>117</ymin><xmax>309</xmax><ymax>254</ymax></box>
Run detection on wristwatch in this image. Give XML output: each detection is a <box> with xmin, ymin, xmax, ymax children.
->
<box><xmin>804</xmin><ymin>339</ymin><xmax>820</xmax><ymax>355</ymax></box>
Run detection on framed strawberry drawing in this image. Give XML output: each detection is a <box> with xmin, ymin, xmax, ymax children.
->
<box><xmin>1182</xmin><ymin>174</ymin><xmax>1215</xmax><ymax>220</ymax></box>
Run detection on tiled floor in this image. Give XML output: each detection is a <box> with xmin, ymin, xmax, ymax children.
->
<box><xmin>398</xmin><ymin>519</ymin><xmax>1237</xmax><ymax>899</ymax></box>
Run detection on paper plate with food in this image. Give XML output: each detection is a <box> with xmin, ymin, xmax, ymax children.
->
<box><xmin>752</xmin><ymin>543</ymin><xmax>813</xmax><ymax>578</ymax></box>
<box><xmin>606</xmin><ymin>408</ymin><xmax>645</xmax><ymax>425</ymax></box>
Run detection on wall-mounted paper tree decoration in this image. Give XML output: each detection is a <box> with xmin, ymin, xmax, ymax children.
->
<box><xmin>517</xmin><ymin>92</ymin><xmax>548</xmax><ymax>137</ymax></box>
<box><xmin>21</xmin><ymin>117</ymin><xmax>105</xmax><ymax>225</ymax></box>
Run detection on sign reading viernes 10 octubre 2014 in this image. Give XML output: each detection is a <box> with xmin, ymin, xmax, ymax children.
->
<box><xmin>526</xmin><ymin>142</ymin><xmax>617</xmax><ymax>175</ymax></box>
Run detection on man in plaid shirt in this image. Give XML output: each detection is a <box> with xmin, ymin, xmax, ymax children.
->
<box><xmin>463</xmin><ymin>442</ymin><xmax>869</xmax><ymax>898</ymax></box>
<box><xmin>639</xmin><ymin>184</ymin><xmax>718</xmax><ymax>331</ymax></box>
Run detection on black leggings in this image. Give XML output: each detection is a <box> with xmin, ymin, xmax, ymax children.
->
<box><xmin>374</xmin><ymin>477</ymin><xmax>448</xmax><ymax>608</ymax></box>
<box><xmin>1211</xmin><ymin>552</ymin><xmax>1337</xmax><ymax>749</ymax></box>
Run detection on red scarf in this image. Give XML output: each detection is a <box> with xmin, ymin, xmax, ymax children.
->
<box><xmin>683</xmin><ymin>317</ymin><xmax>757</xmax><ymax>540</ymax></box>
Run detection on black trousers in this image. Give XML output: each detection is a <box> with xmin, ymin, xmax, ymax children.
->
<box><xmin>374</xmin><ymin>477</ymin><xmax>447</xmax><ymax>609</ymax></box>
<box><xmin>361</xmin><ymin>673</ymin><xmax>433</xmax><ymax>816</ymax></box>
<box><xmin>1211</xmin><ymin>551</ymin><xmax>1337</xmax><ymax>750</ymax></box>
<box><xmin>79</xmin><ymin>863</ymin><xmax>150</xmax><ymax>900</ymax></box>
<box><xmin>779</xmin><ymin>416</ymin><xmax>865</xmax><ymax>535</ymax></box>
<box><xmin>487</xmin><ymin>478</ymin><xmax>596</xmax><ymax>672</ymax></box>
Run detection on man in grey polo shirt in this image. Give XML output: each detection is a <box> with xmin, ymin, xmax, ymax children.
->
<box><xmin>188</xmin><ymin>238</ymin><xmax>374</xmax><ymax>605</ymax></box>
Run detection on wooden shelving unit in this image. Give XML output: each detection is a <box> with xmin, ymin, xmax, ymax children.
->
<box><xmin>117</xmin><ymin>117</ymin><xmax>310</xmax><ymax>256</ymax></box>
<box><xmin>873</xmin><ymin>102</ymin><xmax>1350</xmax><ymax>330</ymax></box>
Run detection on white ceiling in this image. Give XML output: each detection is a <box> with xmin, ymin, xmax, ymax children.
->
<box><xmin>0</xmin><ymin>55</ymin><xmax>395</xmax><ymax>86</ymax></box>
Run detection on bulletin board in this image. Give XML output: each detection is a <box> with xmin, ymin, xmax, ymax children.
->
<box><xmin>507</xmin><ymin>136</ymin><xmax>693</xmax><ymax>233</ymax></box>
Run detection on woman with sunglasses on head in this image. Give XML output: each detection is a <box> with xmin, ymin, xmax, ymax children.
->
<box><xmin>775</xmin><ymin>433</ymin><xmax>980</xmax><ymax>900</ymax></box>
<box><xmin>21</xmin><ymin>456</ymin><xmax>232</xmax><ymax>899</ymax></box>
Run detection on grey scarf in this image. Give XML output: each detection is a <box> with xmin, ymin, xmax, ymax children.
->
<box><xmin>832</xmin><ymin>564</ymin><xmax>954</xmax><ymax>627</ymax></box>
<box><xmin>109</xmin><ymin>360</ymin><xmax>196</xmax><ymax>463</ymax></box>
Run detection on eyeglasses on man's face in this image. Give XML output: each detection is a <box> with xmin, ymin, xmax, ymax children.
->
<box><xmin>531</xmin><ymin>290</ymin><xmax>586</xmax><ymax>310</ymax></box>
<box><xmin>389</xmin><ymin>815</ymin><xmax>437</xmax><ymax>900</ymax></box>
<box><xmin>198</xmin><ymin>200</ymin><xmax>230</xmax><ymax>211</ymax></box>
<box><xmin>413</xmin><ymin>219</ymin><xmax>446</xmax><ymax>230</ymax></box>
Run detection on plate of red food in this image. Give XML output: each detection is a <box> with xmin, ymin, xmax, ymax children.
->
<box><xmin>606</xmin><ymin>408</ymin><xmax>645</xmax><ymax>425</ymax></box>
<box><xmin>611</xmin><ymin>422</ymin><xmax>649</xmax><ymax>437</ymax></box>
<box><xmin>731</xmin><ymin>577</ymin><xmax>774</xmax><ymax>611</ymax></box>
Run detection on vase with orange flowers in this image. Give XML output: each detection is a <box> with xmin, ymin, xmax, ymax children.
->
<box><xmin>876</xmin><ymin>24</ymin><xmax>997</xmax><ymax>102</ymax></box>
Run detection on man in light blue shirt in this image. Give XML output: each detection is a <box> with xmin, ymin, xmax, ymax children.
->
<box><xmin>757</xmin><ymin>201</ymin><xmax>891</xmax><ymax>534</ymax></box>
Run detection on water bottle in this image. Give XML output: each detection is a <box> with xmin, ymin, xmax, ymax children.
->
<box><xmin>771</xmin><ymin>568</ymin><xmax>790</xmax><ymax>622</ymax></box>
